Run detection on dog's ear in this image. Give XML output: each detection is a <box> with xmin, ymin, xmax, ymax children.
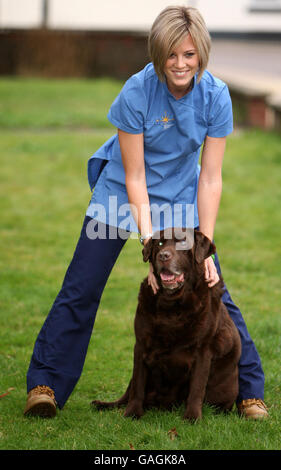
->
<box><xmin>142</xmin><ymin>238</ymin><xmax>153</xmax><ymax>263</ymax></box>
<box><xmin>194</xmin><ymin>230</ymin><xmax>216</xmax><ymax>264</ymax></box>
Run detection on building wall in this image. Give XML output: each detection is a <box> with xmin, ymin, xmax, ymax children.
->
<box><xmin>198</xmin><ymin>0</ymin><xmax>281</xmax><ymax>33</ymax></box>
<box><xmin>1</xmin><ymin>0</ymin><xmax>281</xmax><ymax>33</ymax></box>
<box><xmin>0</xmin><ymin>0</ymin><xmax>42</xmax><ymax>28</ymax></box>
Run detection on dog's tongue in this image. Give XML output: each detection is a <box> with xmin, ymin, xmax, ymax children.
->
<box><xmin>160</xmin><ymin>271</ymin><xmax>184</xmax><ymax>283</ymax></box>
<box><xmin>160</xmin><ymin>271</ymin><xmax>175</xmax><ymax>281</ymax></box>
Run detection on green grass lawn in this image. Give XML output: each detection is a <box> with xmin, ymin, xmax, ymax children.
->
<box><xmin>0</xmin><ymin>78</ymin><xmax>280</xmax><ymax>451</ymax></box>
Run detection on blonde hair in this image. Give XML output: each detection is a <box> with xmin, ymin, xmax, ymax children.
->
<box><xmin>148</xmin><ymin>5</ymin><xmax>211</xmax><ymax>83</ymax></box>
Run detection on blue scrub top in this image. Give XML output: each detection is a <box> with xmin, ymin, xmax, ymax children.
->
<box><xmin>86</xmin><ymin>63</ymin><xmax>233</xmax><ymax>233</ymax></box>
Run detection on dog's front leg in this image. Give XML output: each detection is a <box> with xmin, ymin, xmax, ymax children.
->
<box><xmin>183</xmin><ymin>350</ymin><xmax>212</xmax><ymax>421</ymax></box>
<box><xmin>124</xmin><ymin>343</ymin><xmax>147</xmax><ymax>419</ymax></box>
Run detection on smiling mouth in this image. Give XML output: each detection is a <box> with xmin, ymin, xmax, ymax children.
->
<box><xmin>173</xmin><ymin>70</ymin><xmax>189</xmax><ymax>77</ymax></box>
<box><xmin>159</xmin><ymin>269</ymin><xmax>185</xmax><ymax>289</ymax></box>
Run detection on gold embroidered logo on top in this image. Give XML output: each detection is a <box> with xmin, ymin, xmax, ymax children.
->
<box><xmin>155</xmin><ymin>111</ymin><xmax>175</xmax><ymax>129</ymax></box>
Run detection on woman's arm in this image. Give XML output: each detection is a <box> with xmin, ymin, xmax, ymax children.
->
<box><xmin>118</xmin><ymin>129</ymin><xmax>159</xmax><ymax>293</ymax></box>
<box><xmin>197</xmin><ymin>135</ymin><xmax>226</xmax><ymax>287</ymax></box>
<box><xmin>198</xmin><ymin>135</ymin><xmax>226</xmax><ymax>241</ymax></box>
<box><xmin>118</xmin><ymin>129</ymin><xmax>153</xmax><ymax>241</ymax></box>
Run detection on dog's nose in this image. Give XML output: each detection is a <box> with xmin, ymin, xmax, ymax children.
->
<box><xmin>158</xmin><ymin>250</ymin><xmax>172</xmax><ymax>262</ymax></box>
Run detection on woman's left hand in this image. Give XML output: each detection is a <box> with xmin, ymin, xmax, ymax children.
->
<box><xmin>204</xmin><ymin>256</ymin><xmax>220</xmax><ymax>288</ymax></box>
<box><xmin>148</xmin><ymin>262</ymin><xmax>159</xmax><ymax>295</ymax></box>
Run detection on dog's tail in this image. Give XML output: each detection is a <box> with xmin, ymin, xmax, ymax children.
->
<box><xmin>91</xmin><ymin>380</ymin><xmax>131</xmax><ymax>410</ymax></box>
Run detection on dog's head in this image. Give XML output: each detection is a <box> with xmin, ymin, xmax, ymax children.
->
<box><xmin>142</xmin><ymin>228</ymin><xmax>216</xmax><ymax>294</ymax></box>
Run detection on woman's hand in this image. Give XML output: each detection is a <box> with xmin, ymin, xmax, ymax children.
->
<box><xmin>204</xmin><ymin>256</ymin><xmax>220</xmax><ymax>288</ymax></box>
<box><xmin>148</xmin><ymin>263</ymin><xmax>159</xmax><ymax>294</ymax></box>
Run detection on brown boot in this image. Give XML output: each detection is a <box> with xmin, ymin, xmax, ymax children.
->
<box><xmin>24</xmin><ymin>385</ymin><xmax>57</xmax><ymax>418</ymax></box>
<box><xmin>237</xmin><ymin>399</ymin><xmax>268</xmax><ymax>420</ymax></box>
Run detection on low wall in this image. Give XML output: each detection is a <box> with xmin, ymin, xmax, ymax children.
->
<box><xmin>0</xmin><ymin>28</ymin><xmax>149</xmax><ymax>80</ymax></box>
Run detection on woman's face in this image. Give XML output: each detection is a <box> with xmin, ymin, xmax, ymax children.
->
<box><xmin>163</xmin><ymin>34</ymin><xmax>200</xmax><ymax>99</ymax></box>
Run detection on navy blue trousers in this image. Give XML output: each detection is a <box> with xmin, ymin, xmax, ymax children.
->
<box><xmin>27</xmin><ymin>216</ymin><xmax>265</xmax><ymax>409</ymax></box>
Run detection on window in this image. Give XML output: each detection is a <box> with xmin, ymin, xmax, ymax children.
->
<box><xmin>249</xmin><ymin>0</ymin><xmax>281</xmax><ymax>12</ymax></box>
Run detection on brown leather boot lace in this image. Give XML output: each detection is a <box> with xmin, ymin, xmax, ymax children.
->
<box><xmin>31</xmin><ymin>385</ymin><xmax>56</xmax><ymax>400</ymax></box>
<box><xmin>239</xmin><ymin>398</ymin><xmax>268</xmax><ymax>410</ymax></box>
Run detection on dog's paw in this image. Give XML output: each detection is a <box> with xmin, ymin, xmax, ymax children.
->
<box><xmin>124</xmin><ymin>401</ymin><xmax>144</xmax><ymax>419</ymax></box>
<box><xmin>183</xmin><ymin>407</ymin><xmax>202</xmax><ymax>422</ymax></box>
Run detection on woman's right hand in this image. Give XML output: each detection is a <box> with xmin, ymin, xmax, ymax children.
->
<box><xmin>147</xmin><ymin>262</ymin><xmax>159</xmax><ymax>295</ymax></box>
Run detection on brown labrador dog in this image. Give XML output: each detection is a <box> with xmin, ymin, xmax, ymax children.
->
<box><xmin>92</xmin><ymin>228</ymin><xmax>241</xmax><ymax>421</ymax></box>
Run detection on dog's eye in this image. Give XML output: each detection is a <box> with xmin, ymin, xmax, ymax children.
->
<box><xmin>159</xmin><ymin>241</ymin><xmax>163</xmax><ymax>246</ymax></box>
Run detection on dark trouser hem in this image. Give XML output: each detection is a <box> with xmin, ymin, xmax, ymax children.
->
<box><xmin>26</xmin><ymin>372</ymin><xmax>79</xmax><ymax>409</ymax></box>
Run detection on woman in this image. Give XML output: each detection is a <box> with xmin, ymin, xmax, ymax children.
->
<box><xmin>24</xmin><ymin>6</ymin><xmax>268</xmax><ymax>419</ymax></box>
